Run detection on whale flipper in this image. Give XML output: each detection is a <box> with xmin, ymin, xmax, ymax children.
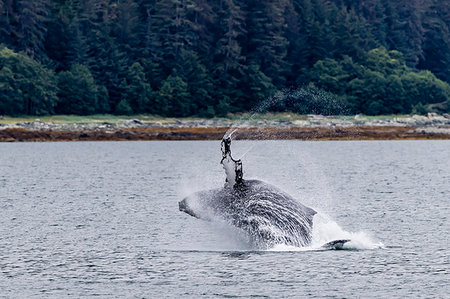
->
<box><xmin>321</xmin><ymin>239</ymin><xmax>350</xmax><ymax>250</ymax></box>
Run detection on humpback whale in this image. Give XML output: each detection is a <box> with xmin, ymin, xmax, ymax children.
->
<box><xmin>179</xmin><ymin>137</ymin><xmax>348</xmax><ymax>249</ymax></box>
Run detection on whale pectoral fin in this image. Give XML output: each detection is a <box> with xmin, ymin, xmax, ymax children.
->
<box><xmin>179</xmin><ymin>199</ymin><xmax>200</xmax><ymax>218</ymax></box>
<box><xmin>321</xmin><ymin>239</ymin><xmax>351</xmax><ymax>250</ymax></box>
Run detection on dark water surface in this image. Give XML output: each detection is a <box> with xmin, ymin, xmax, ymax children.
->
<box><xmin>0</xmin><ymin>140</ymin><xmax>448</xmax><ymax>298</ymax></box>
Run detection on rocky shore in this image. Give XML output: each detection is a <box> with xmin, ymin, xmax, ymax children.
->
<box><xmin>1</xmin><ymin>113</ymin><xmax>449</xmax><ymax>141</ymax></box>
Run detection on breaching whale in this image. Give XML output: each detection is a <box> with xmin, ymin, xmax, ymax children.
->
<box><xmin>179</xmin><ymin>137</ymin><xmax>348</xmax><ymax>249</ymax></box>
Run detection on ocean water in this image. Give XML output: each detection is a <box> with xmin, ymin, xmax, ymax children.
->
<box><xmin>0</xmin><ymin>140</ymin><xmax>448</xmax><ymax>298</ymax></box>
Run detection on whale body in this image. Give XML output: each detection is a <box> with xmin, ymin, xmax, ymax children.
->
<box><xmin>179</xmin><ymin>179</ymin><xmax>317</xmax><ymax>249</ymax></box>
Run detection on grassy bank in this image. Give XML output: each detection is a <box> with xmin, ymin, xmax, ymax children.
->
<box><xmin>0</xmin><ymin>114</ymin><xmax>167</xmax><ymax>124</ymax></box>
<box><xmin>0</xmin><ymin>113</ymin><xmax>416</xmax><ymax>124</ymax></box>
<box><xmin>1</xmin><ymin>113</ymin><xmax>449</xmax><ymax>141</ymax></box>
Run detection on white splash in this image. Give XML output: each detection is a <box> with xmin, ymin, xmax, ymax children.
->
<box><xmin>269</xmin><ymin>212</ymin><xmax>384</xmax><ymax>251</ymax></box>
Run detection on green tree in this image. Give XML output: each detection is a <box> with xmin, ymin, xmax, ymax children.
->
<box><xmin>122</xmin><ymin>62</ymin><xmax>153</xmax><ymax>113</ymax></box>
<box><xmin>157</xmin><ymin>74</ymin><xmax>190</xmax><ymax>116</ymax></box>
<box><xmin>417</xmin><ymin>0</ymin><xmax>450</xmax><ymax>82</ymax></box>
<box><xmin>328</xmin><ymin>5</ymin><xmax>377</xmax><ymax>60</ymax></box>
<box><xmin>246</xmin><ymin>0</ymin><xmax>290</xmax><ymax>86</ymax></box>
<box><xmin>311</xmin><ymin>46</ymin><xmax>450</xmax><ymax>114</ymax></box>
<box><xmin>1</xmin><ymin>0</ymin><xmax>450</xmax><ymax>117</ymax></box>
<box><xmin>56</xmin><ymin>64</ymin><xmax>99</xmax><ymax>115</ymax></box>
<box><xmin>113</xmin><ymin>0</ymin><xmax>140</xmax><ymax>54</ymax></box>
<box><xmin>16</xmin><ymin>0</ymin><xmax>50</xmax><ymax>59</ymax></box>
<box><xmin>385</xmin><ymin>1</ymin><xmax>424</xmax><ymax>68</ymax></box>
<box><xmin>44</xmin><ymin>0</ymin><xmax>76</xmax><ymax>71</ymax></box>
<box><xmin>151</xmin><ymin>0</ymin><xmax>196</xmax><ymax>77</ymax></box>
<box><xmin>365</xmin><ymin>47</ymin><xmax>406</xmax><ymax>75</ymax></box>
<box><xmin>115</xmin><ymin>99</ymin><xmax>133</xmax><ymax>115</ymax></box>
<box><xmin>178</xmin><ymin>50</ymin><xmax>213</xmax><ymax>115</ymax></box>
<box><xmin>301</xmin><ymin>1</ymin><xmax>331</xmax><ymax>69</ymax></box>
<box><xmin>240</xmin><ymin>63</ymin><xmax>276</xmax><ymax>111</ymax></box>
<box><xmin>309</xmin><ymin>57</ymin><xmax>354</xmax><ymax>94</ymax></box>
<box><xmin>0</xmin><ymin>1</ymin><xmax>17</xmax><ymax>49</ymax></box>
<box><xmin>212</xmin><ymin>0</ymin><xmax>247</xmax><ymax>115</ymax></box>
<box><xmin>401</xmin><ymin>70</ymin><xmax>450</xmax><ymax>109</ymax></box>
<box><xmin>97</xmin><ymin>85</ymin><xmax>110</xmax><ymax>113</ymax></box>
<box><xmin>349</xmin><ymin>69</ymin><xmax>387</xmax><ymax>115</ymax></box>
<box><xmin>0</xmin><ymin>65</ymin><xmax>23</xmax><ymax>114</ymax></box>
<box><xmin>76</xmin><ymin>0</ymin><xmax>128</xmax><ymax>108</ymax></box>
<box><xmin>0</xmin><ymin>47</ymin><xmax>57</xmax><ymax>115</ymax></box>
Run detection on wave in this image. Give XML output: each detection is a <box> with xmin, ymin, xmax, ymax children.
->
<box><xmin>268</xmin><ymin>212</ymin><xmax>384</xmax><ymax>251</ymax></box>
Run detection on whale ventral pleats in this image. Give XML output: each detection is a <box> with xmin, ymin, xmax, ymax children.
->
<box><xmin>221</xmin><ymin>137</ymin><xmax>243</xmax><ymax>188</ymax></box>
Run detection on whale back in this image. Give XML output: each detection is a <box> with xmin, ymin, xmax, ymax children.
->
<box><xmin>180</xmin><ymin>179</ymin><xmax>316</xmax><ymax>248</ymax></box>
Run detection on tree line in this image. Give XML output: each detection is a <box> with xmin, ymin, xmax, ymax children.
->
<box><xmin>0</xmin><ymin>0</ymin><xmax>449</xmax><ymax>116</ymax></box>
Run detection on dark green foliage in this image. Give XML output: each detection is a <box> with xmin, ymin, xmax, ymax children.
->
<box><xmin>401</xmin><ymin>71</ymin><xmax>450</xmax><ymax>108</ymax></box>
<box><xmin>97</xmin><ymin>85</ymin><xmax>110</xmax><ymax>113</ymax></box>
<box><xmin>177</xmin><ymin>49</ymin><xmax>213</xmax><ymax>115</ymax></box>
<box><xmin>0</xmin><ymin>0</ymin><xmax>449</xmax><ymax>116</ymax></box>
<box><xmin>241</xmin><ymin>63</ymin><xmax>276</xmax><ymax>111</ymax></box>
<box><xmin>157</xmin><ymin>75</ymin><xmax>190</xmax><ymax>117</ymax></box>
<box><xmin>246</xmin><ymin>0</ymin><xmax>290</xmax><ymax>86</ymax></box>
<box><xmin>115</xmin><ymin>99</ymin><xmax>133</xmax><ymax>115</ymax></box>
<box><xmin>56</xmin><ymin>64</ymin><xmax>98</xmax><ymax>115</ymax></box>
<box><xmin>16</xmin><ymin>0</ymin><xmax>50</xmax><ymax>59</ymax></box>
<box><xmin>0</xmin><ymin>47</ymin><xmax>57</xmax><ymax>115</ymax></box>
<box><xmin>418</xmin><ymin>0</ymin><xmax>450</xmax><ymax>82</ymax></box>
<box><xmin>122</xmin><ymin>62</ymin><xmax>153</xmax><ymax>113</ymax></box>
<box><xmin>412</xmin><ymin>102</ymin><xmax>429</xmax><ymax>115</ymax></box>
<box><xmin>310</xmin><ymin>47</ymin><xmax>450</xmax><ymax>115</ymax></box>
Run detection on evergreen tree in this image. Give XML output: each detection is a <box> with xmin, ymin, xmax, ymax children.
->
<box><xmin>122</xmin><ymin>62</ymin><xmax>153</xmax><ymax>113</ymax></box>
<box><xmin>0</xmin><ymin>0</ymin><xmax>17</xmax><ymax>48</ymax></box>
<box><xmin>138</xmin><ymin>3</ymin><xmax>165</xmax><ymax>89</ymax></box>
<box><xmin>355</xmin><ymin>0</ymin><xmax>388</xmax><ymax>45</ymax></box>
<box><xmin>246</xmin><ymin>0</ymin><xmax>290</xmax><ymax>86</ymax></box>
<box><xmin>78</xmin><ymin>0</ymin><xmax>128</xmax><ymax>109</ymax></box>
<box><xmin>385</xmin><ymin>1</ymin><xmax>424</xmax><ymax>68</ymax></box>
<box><xmin>401</xmin><ymin>70</ymin><xmax>450</xmax><ymax>109</ymax></box>
<box><xmin>178</xmin><ymin>49</ymin><xmax>213</xmax><ymax>115</ymax></box>
<box><xmin>240</xmin><ymin>63</ymin><xmax>276</xmax><ymax>110</ymax></box>
<box><xmin>0</xmin><ymin>0</ymin><xmax>449</xmax><ymax>116</ymax></box>
<box><xmin>329</xmin><ymin>5</ymin><xmax>377</xmax><ymax>60</ymax></box>
<box><xmin>311</xmin><ymin>46</ymin><xmax>450</xmax><ymax>114</ymax></box>
<box><xmin>115</xmin><ymin>99</ymin><xmax>133</xmax><ymax>115</ymax></box>
<box><xmin>417</xmin><ymin>0</ymin><xmax>450</xmax><ymax>83</ymax></box>
<box><xmin>16</xmin><ymin>0</ymin><xmax>50</xmax><ymax>59</ymax></box>
<box><xmin>97</xmin><ymin>85</ymin><xmax>110</xmax><ymax>113</ymax></box>
<box><xmin>151</xmin><ymin>0</ymin><xmax>194</xmax><ymax>76</ymax></box>
<box><xmin>113</xmin><ymin>0</ymin><xmax>140</xmax><ymax>55</ymax></box>
<box><xmin>56</xmin><ymin>63</ymin><xmax>98</xmax><ymax>115</ymax></box>
<box><xmin>157</xmin><ymin>74</ymin><xmax>190</xmax><ymax>116</ymax></box>
<box><xmin>212</xmin><ymin>0</ymin><xmax>247</xmax><ymax>114</ymax></box>
<box><xmin>44</xmin><ymin>0</ymin><xmax>74</xmax><ymax>71</ymax></box>
<box><xmin>0</xmin><ymin>47</ymin><xmax>57</xmax><ymax>115</ymax></box>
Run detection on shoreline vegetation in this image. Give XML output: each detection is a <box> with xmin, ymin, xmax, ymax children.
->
<box><xmin>1</xmin><ymin>113</ymin><xmax>449</xmax><ymax>142</ymax></box>
<box><xmin>1</xmin><ymin>1</ymin><xmax>450</xmax><ymax>119</ymax></box>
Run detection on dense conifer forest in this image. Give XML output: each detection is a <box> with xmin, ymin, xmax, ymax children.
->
<box><xmin>0</xmin><ymin>0</ymin><xmax>449</xmax><ymax>116</ymax></box>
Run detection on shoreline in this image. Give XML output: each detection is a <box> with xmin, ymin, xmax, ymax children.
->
<box><xmin>1</xmin><ymin>114</ymin><xmax>449</xmax><ymax>141</ymax></box>
<box><xmin>1</xmin><ymin>126</ymin><xmax>449</xmax><ymax>142</ymax></box>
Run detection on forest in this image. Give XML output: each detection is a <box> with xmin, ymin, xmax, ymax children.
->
<box><xmin>0</xmin><ymin>0</ymin><xmax>449</xmax><ymax>116</ymax></box>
